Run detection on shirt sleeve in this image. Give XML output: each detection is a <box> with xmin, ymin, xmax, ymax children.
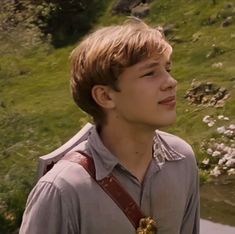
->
<box><xmin>19</xmin><ymin>181</ymin><xmax>77</xmax><ymax>234</ymax></box>
<box><xmin>180</xmin><ymin>168</ymin><xmax>200</xmax><ymax>234</ymax></box>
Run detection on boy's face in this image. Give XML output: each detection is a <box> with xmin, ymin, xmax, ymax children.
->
<box><xmin>110</xmin><ymin>50</ymin><xmax>177</xmax><ymax>129</ymax></box>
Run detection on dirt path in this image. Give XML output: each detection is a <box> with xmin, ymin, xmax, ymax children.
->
<box><xmin>200</xmin><ymin>219</ymin><xmax>235</xmax><ymax>234</ymax></box>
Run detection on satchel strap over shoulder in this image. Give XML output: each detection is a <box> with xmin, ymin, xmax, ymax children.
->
<box><xmin>62</xmin><ymin>151</ymin><xmax>157</xmax><ymax>233</ymax></box>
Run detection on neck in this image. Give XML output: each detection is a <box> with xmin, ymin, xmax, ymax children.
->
<box><xmin>99</xmin><ymin>122</ymin><xmax>156</xmax><ymax>182</ymax></box>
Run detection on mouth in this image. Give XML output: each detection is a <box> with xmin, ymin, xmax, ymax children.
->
<box><xmin>158</xmin><ymin>96</ymin><xmax>176</xmax><ymax>106</ymax></box>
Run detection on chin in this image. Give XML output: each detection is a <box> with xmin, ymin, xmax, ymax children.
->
<box><xmin>156</xmin><ymin>115</ymin><xmax>176</xmax><ymax>128</ymax></box>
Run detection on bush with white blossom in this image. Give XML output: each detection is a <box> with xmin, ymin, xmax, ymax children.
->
<box><xmin>200</xmin><ymin>115</ymin><xmax>235</xmax><ymax>177</ymax></box>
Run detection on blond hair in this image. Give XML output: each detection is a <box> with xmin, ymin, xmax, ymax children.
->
<box><xmin>70</xmin><ymin>19</ymin><xmax>171</xmax><ymax>125</ymax></box>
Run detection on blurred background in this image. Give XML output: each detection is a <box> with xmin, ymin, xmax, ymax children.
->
<box><xmin>0</xmin><ymin>0</ymin><xmax>234</xmax><ymax>233</ymax></box>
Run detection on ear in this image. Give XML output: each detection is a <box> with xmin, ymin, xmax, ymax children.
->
<box><xmin>91</xmin><ymin>85</ymin><xmax>115</xmax><ymax>109</ymax></box>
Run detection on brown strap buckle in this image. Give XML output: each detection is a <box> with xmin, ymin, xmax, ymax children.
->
<box><xmin>137</xmin><ymin>217</ymin><xmax>158</xmax><ymax>234</ymax></box>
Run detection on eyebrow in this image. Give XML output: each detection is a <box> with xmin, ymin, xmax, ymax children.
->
<box><xmin>139</xmin><ymin>62</ymin><xmax>160</xmax><ymax>70</ymax></box>
<box><xmin>139</xmin><ymin>60</ymin><xmax>172</xmax><ymax>70</ymax></box>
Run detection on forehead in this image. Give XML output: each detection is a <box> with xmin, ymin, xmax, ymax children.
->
<box><xmin>135</xmin><ymin>48</ymin><xmax>173</xmax><ymax>69</ymax></box>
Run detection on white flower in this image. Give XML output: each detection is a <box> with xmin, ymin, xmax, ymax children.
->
<box><xmin>212</xmin><ymin>62</ymin><xmax>223</xmax><ymax>68</ymax></box>
<box><xmin>229</xmin><ymin>124</ymin><xmax>235</xmax><ymax>130</ymax></box>
<box><xmin>223</xmin><ymin>117</ymin><xmax>229</xmax><ymax>121</ymax></box>
<box><xmin>202</xmin><ymin>158</ymin><xmax>210</xmax><ymax>165</ymax></box>
<box><xmin>210</xmin><ymin>166</ymin><xmax>221</xmax><ymax>177</ymax></box>
<box><xmin>228</xmin><ymin>151</ymin><xmax>235</xmax><ymax>158</ymax></box>
<box><xmin>217</xmin><ymin>115</ymin><xmax>224</xmax><ymax>120</ymax></box>
<box><xmin>223</xmin><ymin>153</ymin><xmax>231</xmax><ymax>160</ymax></box>
<box><xmin>212</xmin><ymin>150</ymin><xmax>221</xmax><ymax>157</ymax></box>
<box><xmin>225</xmin><ymin>158</ymin><xmax>235</xmax><ymax>167</ymax></box>
<box><xmin>208</xmin><ymin>121</ymin><xmax>215</xmax><ymax>127</ymax></box>
<box><xmin>203</xmin><ymin>115</ymin><xmax>211</xmax><ymax>123</ymax></box>
<box><xmin>216</xmin><ymin>143</ymin><xmax>225</xmax><ymax>151</ymax></box>
<box><xmin>227</xmin><ymin>168</ymin><xmax>235</xmax><ymax>175</ymax></box>
<box><xmin>217</xmin><ymin>126</ymin><xmax>226</xmax><ymax>134</ymax></box>
<box><xmin>225</xmin><ymin>148</ymin><xmax>230</xmax><ymax>153</ymax></box>
<box><xmin>224</xmin><ymin>130</ymin><xmax>233</xmax><ymax>137</ymax></box>
<box><xmin>206</xmin><ymin>148</ymin><xmax>213</xmax><ymax>155</ymax></box>
<box><xmin>218</xmin><ymin>158</ymin><xmax>226</xmax><ymax>165</ymax></box>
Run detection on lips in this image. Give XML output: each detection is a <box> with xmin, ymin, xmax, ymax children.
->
<box><xmin>158</xmin><ymin>96</ymin><xmax>176</xmax><ymax>105</ymax></box>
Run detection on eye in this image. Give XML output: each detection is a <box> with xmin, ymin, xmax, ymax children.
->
<box><xmin>143</xmin><ymin>71</ymin><xmax>155</xmax><ymax>77</ymax></box>
<box><xmin>166</xmin><ymin>67</ymin><xmax>171</xmax><ymax>73</ymax></box>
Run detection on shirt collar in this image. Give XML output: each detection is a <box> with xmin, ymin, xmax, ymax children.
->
<box><xmin>153</xmin><ymin>131</ymin><xmax>186</xmax><ymax>169</ymax></box>
<box><xmin>86</xmin><ymin>126</ymin><xmax>185</xmax><ymax>180</ymax></box>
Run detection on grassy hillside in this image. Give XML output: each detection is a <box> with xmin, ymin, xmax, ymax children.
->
<box><xmin>0</xmin><ymin>0</ymin><xmax>235</xmax><ymax>232</ymax></box>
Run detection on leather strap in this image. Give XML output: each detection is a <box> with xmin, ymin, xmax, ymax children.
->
<box><xmin>62</xmin><ymin>151</ymin><xmax>145</xmax><ymax>229</ymax></box>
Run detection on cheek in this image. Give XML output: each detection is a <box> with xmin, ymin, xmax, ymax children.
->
<box><xmin>116</xmin><ymin>79</ymin><xmax>162</xmax><ymax>107</ymax></box>
<box><xmin>126</xmin><ymin>89</ymin><xmax>153</xmax><ymax>105</ymax></box>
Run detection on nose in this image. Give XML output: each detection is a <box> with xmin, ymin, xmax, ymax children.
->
<box><xmin>160</xmin><ymin>74</ymin><xmax>177</xmax><ymax>91</ymax></box>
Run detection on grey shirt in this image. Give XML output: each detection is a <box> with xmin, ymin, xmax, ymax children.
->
<box><xmin>19</xmin><ymin>127</ymin><xmax>200</xmax><ymax>234</ymax></box>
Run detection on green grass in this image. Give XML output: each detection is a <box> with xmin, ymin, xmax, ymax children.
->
<box><xmin>1</xmin><ymin>0</ymin><xmax>235</xmax><ymax>232</ymax></box>
<box><xmin>0</xmin><ymin>45</ymin><xmax>89</xmax><ymax>232</ymax></box>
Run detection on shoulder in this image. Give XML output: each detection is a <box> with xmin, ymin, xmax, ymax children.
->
<box><xmin>20</xmin><ymin>163</ymin><xmax>79</xmax><ymax>233</ymax></box>
<box><xmin>38</xmin><ymin>150</ymin><xmax>96</xmax><ymax>198</ymax></box>
<box><xmin>39</xmin><ymin>140</ymin><xmax>90</xmax><ymax>186</ymax></box>
<box><xmin>156</xmin><ymin>130</ymin><xmax>196</xmax><ymax>161</ymax></box>
<box><xmin>40</xmin><ymin>160</ymin><xmax>88</xmax><ymax>189</ymax></box>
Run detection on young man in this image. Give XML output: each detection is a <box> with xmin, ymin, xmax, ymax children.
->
<box><xmin>20</xmin><ymin>19</ymin><xmax>199</xmax><ymax>234</ymax></box>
